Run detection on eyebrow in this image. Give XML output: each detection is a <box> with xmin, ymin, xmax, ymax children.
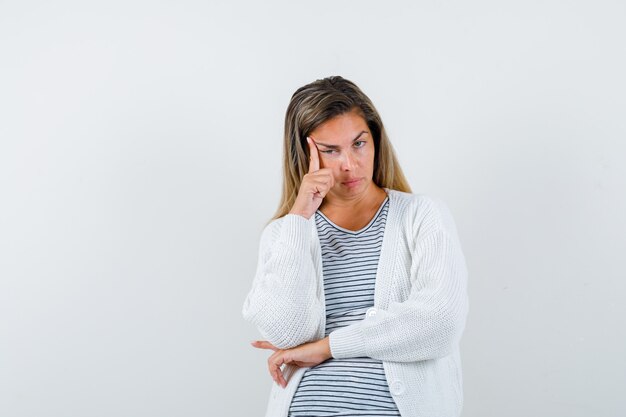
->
<box><xmin>314</xmin><ymin>131</ymin><xmax>368</xmax><ymax>149</ymax></box>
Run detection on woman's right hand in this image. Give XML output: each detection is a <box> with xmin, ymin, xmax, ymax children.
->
<box><xmin>289</xmin><ymin>137</ymin><xmax>335</xmax><ymax>219</ymax></box>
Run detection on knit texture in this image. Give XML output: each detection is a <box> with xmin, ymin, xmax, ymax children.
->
<box><xmin>242</xmin><ymin>189</ymin><xmax>469</xmax><ymax>417</ymax></box>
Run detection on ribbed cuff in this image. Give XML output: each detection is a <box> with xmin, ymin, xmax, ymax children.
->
<box><xmin>279</xmin><ymin>213</ymin><xmax>313</xmax><ymax>253</ymax></box>
<box><xmin>329</xmin><ymin>324</ymin><xmax>367</xmax><ymax>359</ymax></box>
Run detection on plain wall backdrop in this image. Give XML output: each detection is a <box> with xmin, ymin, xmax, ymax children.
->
<box><xmin>1</xmin><ymin>1</ymin><xmax>625</xmax><ymax>416</ymax></box>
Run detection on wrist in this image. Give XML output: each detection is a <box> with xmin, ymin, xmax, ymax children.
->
<box><xmin>288</xmin><ymin>210</ymin><xmax>311</xmax><ymax>219</ymax></box>
<box><xmin>319</xmin><ymin>336</ymin><xmax>332</xmax><ymax>360</ymax></box>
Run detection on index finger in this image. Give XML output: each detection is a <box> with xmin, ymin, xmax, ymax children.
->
<box><xmin>250</xmin><ymin>340</ymin><xmax>279</xmax><ymax>351</ymax></box>
<box><xmin>307</xmin><ymin>136</ymin><xmax>320</xmax><ymax>173</ymax></box>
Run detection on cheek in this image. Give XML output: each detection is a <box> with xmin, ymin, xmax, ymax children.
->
<box><xmin>362</xmin><ymin>148</ymin><xmax>376</xmax><ymax>171</ymax></box>
<box><xmin>359</xmin><ymin>148</ymin><xmax>375</xmax><ymax>164</ymax></box>
<box><xmin>320</xmin><ymin>157</ymin><xmax>339</xmax><ymax>169</ymax></box>
<box><xmin>319</xmin><ymin>159</ymin><xmax>341</xmax><ymax>181</ymax></box>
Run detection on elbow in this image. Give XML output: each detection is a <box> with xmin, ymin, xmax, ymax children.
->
<box><xmin>413</xmin><ymin>297</ymin><xmax>468</xmax><ymax>361</ymax></box>
<box><xmin>242</xmin><ymin>298</ymin><xmax>322</xmax><ymax>350</ymax></box>
<box><xmin>241</xmin><ymin>296</ymin><xmax>256</xmax><ymax>323</ymax></box>
<box><xmin>435</xmin><ymin>299</ymin><xmax>468</xmax><ymax>357</ymax></box>
<box><xmin>257</xmin><ymin>312</ymin><xmax>320</xmax><ymax>349</ymax></box>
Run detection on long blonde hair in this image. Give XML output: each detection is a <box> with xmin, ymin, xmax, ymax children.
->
<box><xmin>271</xmin><ymin>76</ymin><xmax>412</xmax><ymax>221</ymax></box>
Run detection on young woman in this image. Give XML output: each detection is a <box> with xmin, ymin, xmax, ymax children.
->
<box><xmin>242</xmin><ymin>76</ymin><xmax>469</xmax><ymax>417</ymax></box>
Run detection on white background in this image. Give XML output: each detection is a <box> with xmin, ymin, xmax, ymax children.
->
<box><xmin>1</xmin><ymin>1</ymin><xmax>625</xmax><ymax>416</ymax></box>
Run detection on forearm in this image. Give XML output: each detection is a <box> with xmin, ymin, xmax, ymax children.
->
<box><xmin>330</xmin><ymin>229</ymin><xmax>469</xmax><ymax>362</ymax></box>
<box><xmin>329</xmin><ymin>298</ymin><xmax>468</xmax><ymax>362</ymax></box>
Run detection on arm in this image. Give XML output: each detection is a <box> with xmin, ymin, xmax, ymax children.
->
<box><xmin>242</xmin><ymin>214</ymin><xmax>324</xmax><ymax>350</ymax></box>
<box><xmin>251</xmin><ymin>337</ymin><xmax>332</xmax><ymax>388</ymax></box>
<box><xmin>329</xmin><ymin>199</ymin><xmax>469</xmax><ymax>362</ymax></box>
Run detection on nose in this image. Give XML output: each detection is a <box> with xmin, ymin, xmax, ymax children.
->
<box><xmin>341</xmin><ymin>152</ymin><xmax>355</xmax><ymax>171</ymax></box>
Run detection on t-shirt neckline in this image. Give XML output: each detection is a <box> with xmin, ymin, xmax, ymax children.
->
<box><xmin>316</xmin><ymin>194</ymin><xmax>389</xmax><ymax>235</ymax></box>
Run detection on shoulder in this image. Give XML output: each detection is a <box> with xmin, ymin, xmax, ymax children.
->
<box><xmin>386</xmin><ymin>188</ymin><xmax>450</xmax><ymax>219</ymax></box>
<box><xmin>386</xmin><ymin>188</ymin><xmax>460</xmax><ymax>239</ymax></box>
<box><xmin>258</xmin><ymin>213</ymin><xmax>314</xmax><ymax>251</ymax></box>
<box><xmin>262</xmin><ymin>212</ymin><xmax>311</xmax><ymax>234</ymax></box>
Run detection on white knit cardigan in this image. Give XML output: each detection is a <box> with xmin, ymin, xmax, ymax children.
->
<box><xmin>242</xmin><ymin>188</ymin><xmax>469</xmax><ymax>417</ymax></box>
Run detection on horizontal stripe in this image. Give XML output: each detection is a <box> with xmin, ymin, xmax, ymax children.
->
<box><xmin>289</xmin><ymin>197</ymin><xmax>400</xmax><ymax>416</ymax></box>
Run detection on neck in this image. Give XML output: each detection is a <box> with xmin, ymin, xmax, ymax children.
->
<box><xmin>320</xmin><ymin>183</ymin><xmax>386</xmax><ymax>213</ymax></box>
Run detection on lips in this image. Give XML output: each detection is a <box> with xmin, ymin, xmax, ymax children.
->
<box><xmin>342</xmin><ymin>178</ymin><xmax>361</xmax><ymax>186</ymax></box>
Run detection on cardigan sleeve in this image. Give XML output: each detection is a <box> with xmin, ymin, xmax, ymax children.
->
<box><xmin>242</xmin><ymin>214</ymin><xmax>325</xmax><ymax>350</ymax></box>
<box><xmin>328</xmin><ymin>197</ymin><xmax>469</xmax><ymax>362</ymax></box>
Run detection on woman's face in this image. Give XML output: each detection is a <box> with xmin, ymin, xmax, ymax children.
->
<box><xmin>308</xmin><ymin>108</ymin><xmax>377</xmax><ymax>203</ymax></box>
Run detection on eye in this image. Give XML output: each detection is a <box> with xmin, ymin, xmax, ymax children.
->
<box><xmin>354</xmin><ymin>140</ymin><xmax>366</xmax><ymax>148</ymax></box>
<box><xmin>320</xmin><ymin>149</ymin><xmax>336</xmax><ymax>154</ymax></box>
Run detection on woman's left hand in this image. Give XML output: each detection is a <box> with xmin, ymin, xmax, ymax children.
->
<box><xmin>251</xmin><ymin>337</ymin><xmax>332</xmax><ymax>388</ymax></box>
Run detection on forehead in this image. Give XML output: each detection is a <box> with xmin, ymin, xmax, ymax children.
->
<box><xmin>311</xmin><ymin>110</ymin><xmax>369</xmax><ymax>144</ymax></box>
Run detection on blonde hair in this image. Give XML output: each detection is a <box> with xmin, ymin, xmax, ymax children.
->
<box><xmin>271</xmin><ymin>76</ymin><xmax>411</xmax><ymax>221</ymax></box>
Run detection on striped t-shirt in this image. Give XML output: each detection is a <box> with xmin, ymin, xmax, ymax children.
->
<box><xmin>288</xmin><ymin>195</ymin><xmax>400</xmax><ymax>417</ymax></box>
